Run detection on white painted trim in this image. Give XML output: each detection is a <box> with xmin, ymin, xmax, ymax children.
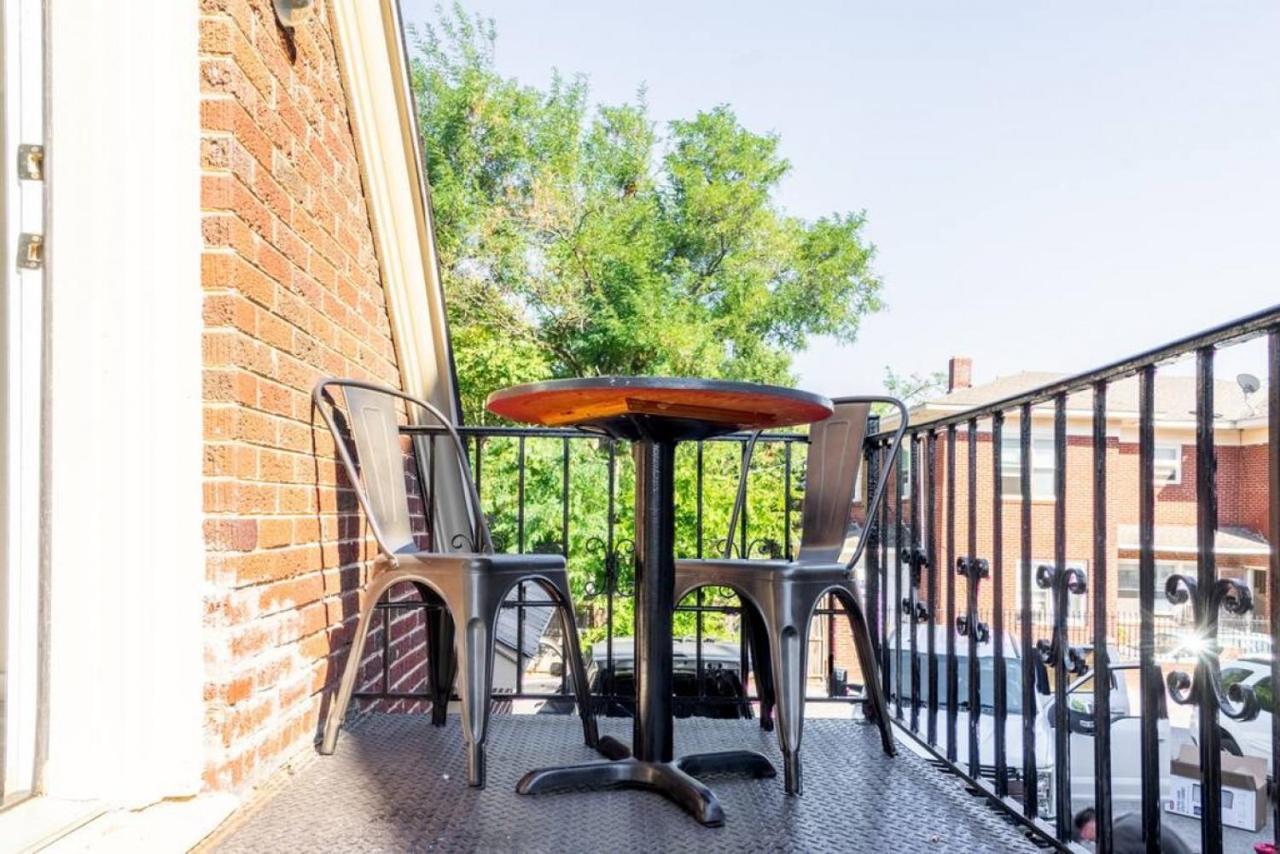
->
<box><xmin>1</xmin><ymin>0</ymin><xmax>45</xmax><ymax>807</ymax></box>
<box><xmin>329</xmin><ymin>0</ymin><xmax>468</xmax><ymax>543</ymax></box>
<box><xmin>41</xmin><ymin>0</ymin><xmax>204</xmax><ymax>803</ymax></box>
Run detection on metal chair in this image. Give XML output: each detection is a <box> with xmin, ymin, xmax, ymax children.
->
<box><xmin>313</xmin><ymin>379</ymin><xmax>598</xmax><ymax>787</ymax></box>
<box><xmin>674</xmin><ymin>397</ymin><xmax>907</xmax><ymax>794</ymax></box>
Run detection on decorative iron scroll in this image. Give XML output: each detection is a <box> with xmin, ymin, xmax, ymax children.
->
<box><xmin>956</xmin><ymin>557</ymin><xmax>990</xmax><ymax>643</ymax></box>
<box><xmin>1033</xmin><ymin>564</ymin><xmax>1088</xmax><ymax>676</ymax></box>
<box><xmin>582</xmin><ymin>537</ymin><xmax>635</xmax><ymax>599</ymax></box>
<box><xmin>901</xmin><ymin>546</ymin><xmax>930</xmax><ymax>624</ymax></box>
<box><xmin>1164</xmin><ymin>575</ymin><xmax>1260</xmax><ymax>721</ymax></box>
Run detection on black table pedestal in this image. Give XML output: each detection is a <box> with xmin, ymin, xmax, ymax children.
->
<box><xmin>516</xmin><ymin>439</ymin><xmax>777</xmax><ymax>826</ymax></box>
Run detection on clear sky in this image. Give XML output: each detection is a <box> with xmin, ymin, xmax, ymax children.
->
<box><xmin>399</xmin><ymin>0</ymin><xmax>1279</xmax><ymax>395</ymax></box>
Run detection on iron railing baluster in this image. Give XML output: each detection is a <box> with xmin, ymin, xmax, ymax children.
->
<box><xmin>894</xmin><ymin>447</ymin><xmax>905</xmax><ymax>720</ymax></box>
<box><xmin>880</xmin><ymin>441</ymin><xmax>892</xmax><ymax>703</ymax></box>
<box><xmin>1271</xmin><ymin>329</ymin><xmax>1280</xmax><ymax>849</ymax></box>
<box><xmin>784</xmin><ymin>440</ymin><xmax>793</xmax><ymax>560</ymax></box>
<box><xmin>926</xmin><ymin>430</ymin><xmax>939</xmax><ymax>746</ymax></box>
<box><xmin>1052</xmin><ymin>392</ymin><xmax>1070</xmax><ymax>842</ymax></box>
<box><xmin>865</xmin><ymin>434</ymin><xmax>881</xmax><ymax>661</ymax></box>
<box><xmin>516</xmin><ymin>435</ymin><xmax>527</xmax><ymax>695</ymax></box>
<box><xmin>1138</xmin><ymin>365</ymin><xmax>1162</xmax><ymax>852</ymax></box>
<box><xmin>1019</xmin><ymin>402</ymin><xmax>1036</xmax><ymax>819</ymax></box>
<box><xmin>946</xmin><ymin>424</ymin><xmax>958</xmax><ymax>762</ymax></box>
<box><xmin>964</xmin><ymin>418</ymin><xmax>983</xmax><ymax>779</ymax></box>
<box><xmin>561</xmin><ymin>437</ymin><xmax>570</xmax><ymax>695</ymax></box>
<box><xmin>908</xmin><ymin>433</ymin><xmax>922</xmax><ymax>732</ymax></box>
<box><xmin>991</xmin><ymin>412</ymin><xmax>1007</xmax><ymax>797</ymax></box>
<box><xmin>1194</xmin><ymin>347</ymin><xmax>1223</xmax><ymax>854</ymax></box>
<box><xmin>1092</xmin><ymin>382</ymin><xmax>1113</xmax><ymax>853</ymax></box>
<box><xmin>606</xmin><ymin>438</ymin><xmax>617</xmax><ymax>694</ymax></box>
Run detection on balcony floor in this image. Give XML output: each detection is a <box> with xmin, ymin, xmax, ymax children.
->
<box><xmin>209</xmin><ymin>712</ymin><xmax>1040</xmax><ymax>852</ymax></box>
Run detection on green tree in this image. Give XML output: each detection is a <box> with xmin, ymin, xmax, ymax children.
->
<box><xmin>882</xmin><ymin>366</ymin><xmax>946</xmax><ymax>407</ymax></box>
<box><xmin>408</xmin><ymin>4</ymin><xmax>883</xmax><ymax>653</ymax></box>
<box><xmin>410</xmin><ymin>5</ymin><xmax>882</xmax><ymax>421</ymax></box>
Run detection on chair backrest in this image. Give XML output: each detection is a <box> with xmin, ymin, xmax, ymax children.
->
<box><xmin>722</xmin><ymin>395</ymin><xmax>907</xmax><ymax>569</ymax></box>
<box><xmin>796</xmin><ymin>400</ymin><xmax>871</xmax><ymax>563</ymax></box>
<box><xmin>341</xmin><ymin>386</ymin><xmax>417</xmax><ymax>555</ymax></box>
<box><xmin>313</xmin><ymin>379</ymin><xmax>490</xmax><ymax>559</ymax></box>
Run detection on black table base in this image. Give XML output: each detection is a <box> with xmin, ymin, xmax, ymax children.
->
<box><xmin>517</xmin><ymin>430</ymin><xmax>798</xmax><ymax>824</ymax></box>
<box><xmin>516</xmin><ymin>438</ymin><xmax>779</xmax><ymax>825</ymax></box>
<box><xmin>516</xmin><ymin>742</ymin><xmax>776</xmax><ymax>827</ymax></box>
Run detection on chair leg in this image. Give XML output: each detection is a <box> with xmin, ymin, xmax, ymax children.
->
<box><xmin>542</xmin><ymin>576</ymin><xmax>599</xmax><ymax>748</ymax></box>
<box><xmin>742</xmin><ymin>605</ymin><xmax>775</xmax><ymax>731</ymax></box>
<box><xmin>453</xmin><ymin>601</ymin><xmax>498</xmax><ymax>788</ymax></box>
<box><xmin>425</xmin><ymin>601</ymin><xmax>456</xmax><ymax>727</ymax></box>
<box><xmin>321</xmin><ymin>574</ymin><xmax>396</xmax><ymax>755</ymax></box>
<box><xmin>834</xmin><ymin>585</ymin><xmax>896</xmax><ymax>757</ymax></box>
<box><xmin>762</xmin><ymin>590</ymin><xmax>813</xmax><ymax>796</ymax></box>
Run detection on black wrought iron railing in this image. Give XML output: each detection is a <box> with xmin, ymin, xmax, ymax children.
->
<box><xmin>864</xmin><ymin>304</ymin><xmax>1279</xmax><ymax>853</ymax></box>
<box><xmin>355</xmin><ymin>303</ymin><xmax>1278</xmax><ymax>853</ymax></box>
<box><xmin>354</xmin><ymin>427</ymin><xmax>840</xmax><ymax>718</ymax></box>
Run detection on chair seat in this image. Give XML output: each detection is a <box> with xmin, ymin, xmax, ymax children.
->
<box><xmin>393</xmin><ymin>549</ymin><xmax>567</xmax><ymax>577</ymax></box>
<box><xmin>674</xmin><ymin>558</ymin><xmax>850</xmax><ymax>598</ymax></box>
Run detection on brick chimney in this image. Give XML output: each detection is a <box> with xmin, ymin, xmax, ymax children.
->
<box><xmin>948</xmin><ymin>356</ymin><xmax>972</xmax><ymax>392</ymax></box>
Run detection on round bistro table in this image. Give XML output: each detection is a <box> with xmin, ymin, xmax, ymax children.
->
<box><xmin>486</xmin><ymin>377</ymin><xmax>833</xmax><ymax>827</ymax></box>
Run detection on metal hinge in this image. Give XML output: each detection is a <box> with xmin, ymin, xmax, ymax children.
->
<box><xmin>17</xmin><ymin>233</ymin><xmax>43</xmax><ymax>269</ymax></box>
<box><xmin>17</xmin><ymin>144</ymin><xmax>43</xmax><ymax>181</ymax></box>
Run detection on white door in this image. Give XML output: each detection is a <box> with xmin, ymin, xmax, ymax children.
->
<box><xmin>1</xmin><ymin>0</ymin><xmax>46</xmax><ymax>807</ymax></box>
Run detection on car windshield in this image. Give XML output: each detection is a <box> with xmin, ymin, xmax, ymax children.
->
<box><xmin>891</xmin><ymin>649</ymin><xmax>1025</xmax><ymax>714</ymax></box>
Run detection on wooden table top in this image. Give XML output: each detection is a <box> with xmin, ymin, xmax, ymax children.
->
<box><xmin>486</xmin><ymin>377</ymin><xmax>833</xmax><ymax>441</ymax></box>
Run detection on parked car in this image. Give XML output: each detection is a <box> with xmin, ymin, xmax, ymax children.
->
<box><xmin>1189</xmin><ymin>654</ymin><xmax>1275</xmax><ymax>780</ymax></box>
<box><xmin>887</xmin><ymin>625</ymin><xmax>1173</xmax><ymax>819</ymax></box>
<box><xmin>540</xmin><ymin>636</ymin><xmax>752</xmax><ymax>719</ymax></box>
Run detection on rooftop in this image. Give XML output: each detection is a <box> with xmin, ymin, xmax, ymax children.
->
<box><xmin>907</xmin><ymin>368</ymin><xmax>1266</xmax><ymax>428</ymax></box>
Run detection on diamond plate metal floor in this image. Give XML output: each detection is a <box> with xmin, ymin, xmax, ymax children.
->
<box><xmin>211</xmin><ymin>713</ymin><xmax>1040</xmax><ymax>853</ymax></box>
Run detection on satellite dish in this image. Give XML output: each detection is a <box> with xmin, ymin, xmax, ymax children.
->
<box><xmin>1237</xmin><ymin>373</ymin><xmax>1261</xmax><ymax>395</ymax></box>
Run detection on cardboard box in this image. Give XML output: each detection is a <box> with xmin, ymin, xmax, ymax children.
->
<box><xmin>1166</xmin><ymin>743</ymin><xmax>1269</xmax><ymax>832</ymax></box>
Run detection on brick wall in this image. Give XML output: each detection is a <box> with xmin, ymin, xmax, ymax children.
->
<box><xmin>199</xmin><ymin>0</ymin><xmax>416</xmax><ymax>790</ymax></box>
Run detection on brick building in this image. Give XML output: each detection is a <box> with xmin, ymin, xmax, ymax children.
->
<box><xmin>832</xmin><ymin>356</ymin><xmax>1271</xmax><ymax>680</ymax></box>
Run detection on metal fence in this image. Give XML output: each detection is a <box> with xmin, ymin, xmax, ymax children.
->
<box><xmin>355</xmin><ymin>303</ymin><xmax>1279</xmax><ymax>853</ymax></box>
<box><xmin>866</xmin><ymin>304</ymin><xmax>1279</xmax><ymax>852</ymax></box>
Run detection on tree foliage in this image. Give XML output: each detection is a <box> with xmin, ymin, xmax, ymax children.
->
<box><xmin>410</xmin><ymin>5</ymin><xmax>883</xmax><ymax>421</ymax></box>
<box><xmin>407</xmin><ymin>5</ymin><xmax>884</xmax><ymax>652</ymax></box>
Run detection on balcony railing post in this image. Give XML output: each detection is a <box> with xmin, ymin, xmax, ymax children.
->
<box><xmin>1019</xmin><ymin>402</ymin><xmax>1036</xmax><ymax>819</ymax></box>
<box><xmin>880</xmin><ymin>441</ymin><xmax>892</xmax><ymax>703</ymax></box>
<box><xmin>1194</xmin><ymin>347</ymin><xmax>1224</xmax><ymax>854</ymax></box>
<box><xmin>964</xmin><ymin>418</ymin><xmax>982</xmax><ymax>778</ymax></box>
<box><xmin>1137</xmin><ymin>364</ymin><xmax>1162</xmax><ymax>851</ymax></box>
<box><xmin>1091</xmin><ymin>381</ymin><xmax>1113</xmax><ymax>852</ymax></box>
<box><xmin>1270</xmin><ymin>328</ymin><xmax>1280</xmax><ymax>849</ymax></box>
<box><xmin>894</xmin><ymin>446</ymin><xmax>905</xmax><ymax>720</ymax></box>
<box><xmin>945</xmin><ymin>424</ymin><xmax>958</xmax><ymax>762</ymax></box>
<box><xmin>925</xmin><ymin>430</ymin><xmax>939</xmax><ymax>746</ymax></box>
<box><xmin>907</xmin><ymin>432</ymin><xmax>923</xmax><ymax>732</ymax></box>
<box><xmin>990</xmin><ymin>411</ymin><xmax>1007</xmax><ymax>797</ymax></box>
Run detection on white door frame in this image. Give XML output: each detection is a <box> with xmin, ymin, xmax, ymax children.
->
<box><xmin>0</xmin><ymin>0</ymin><xmax>47</xmax><ymax>808</ymax></box>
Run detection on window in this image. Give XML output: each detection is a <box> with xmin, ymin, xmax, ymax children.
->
<box><xmin>1000</xmin><ymin>432</ymin><xmax>1055</xmax><ymax>500</ymax></box>
<box><xmin>1153</xmin><ymin>443</ymin><xmax>1182</xmax><ymax>485</ymax></box>
<box><xmin>1015</xmin><ymin>559</ymin><xmax>1088</xmax><ymax>625</ymax></box>
<box><xmin>892</xmin><ymin>649</ymin><xmax>1026</xmax><ymax>714</ymax></box>
<box><xmin>1116</xmin><ymin>560</ymin><xmax>1186</xmax><ymax>616</ymax></box>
